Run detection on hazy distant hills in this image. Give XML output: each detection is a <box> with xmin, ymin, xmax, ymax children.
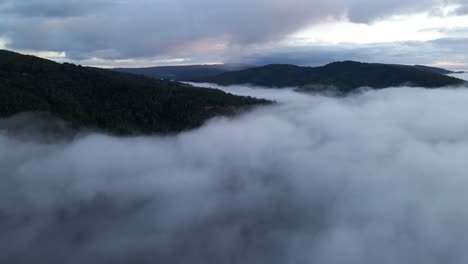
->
<box><xmin>196</xmin><ymin>61</ymin><xmax>466</xmax><ymax>92</ymax></box>
<box><xmin>0</xmin><ymin>50</ymin><xmax>269</xmax><ymax>135</ymax></box>
<box><xmin>114</xmin><ymin>64</ymin><xmax>252</xmax><ymax>81</ymax></box>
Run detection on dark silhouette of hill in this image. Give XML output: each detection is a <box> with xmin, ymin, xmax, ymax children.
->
<box><xmin>197</xmin><ymin>61</ymin><xmax>466</xmax><ymax>92</ymax></box>
<box><xmin>0</xmin><ymin>50</ymin><xmax>270</xmax><ymax>135</ymax></box>
<box><xmin>114</xmin><ymin>64</ymin><xmax>251</xmax><ymax>81</ymax></box>
<box><xmin>413</xmin><ymin>65</ymin><xmax>464</xmax><ymax>75</ymax></box>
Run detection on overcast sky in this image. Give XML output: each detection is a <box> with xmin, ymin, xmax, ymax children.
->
<box><xmin>1</xmin><ymin>0</ymin><xmax>468</xmax><ymax>69</ymax></box>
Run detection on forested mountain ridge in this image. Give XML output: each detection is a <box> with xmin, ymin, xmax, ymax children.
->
<box><xmin>0</xmin><ymin>50</ymin><xmax>270</xmax><ymax>135</ymax></box>
<box><xmin>413</xmin><ymin>65</ymin><xmax>464</xmax><ymax>75</ymax></box>
<box><xmin>196</xmin><ymin>61</ymin><xmax>466</xmax><ymax>92</ymax></box>
<box><xmin>113</xmin><ymin>62</ymin><xmax>463</xmax><ymax>83</ymax></box>
<box><xmin>114</xmin><ymin>64</ymin><xmax>252</xmax><ymax>81</ymax></box>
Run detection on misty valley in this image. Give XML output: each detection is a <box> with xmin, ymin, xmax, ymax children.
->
<box><xmin>3</xmin><ymin>69</ymin><xmax>468</xmax><ymax>262</ymax></box>
<box><xmin>2</xmin><ymin>1</ymin><xmax>468</xmax><ymax>260</ymax></box>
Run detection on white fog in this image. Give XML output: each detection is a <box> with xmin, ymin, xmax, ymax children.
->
<box><xmin>2</xmin><ymin>83</ymin><xmax>468</xmax><ymax>263</ymax></box>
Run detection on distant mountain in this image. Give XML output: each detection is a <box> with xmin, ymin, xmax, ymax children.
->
<box><xmin>196</xmin><ymin>61</ymin><xmax>466</xmax><ymax>93</ymax></box>
<box><xmin>413</xmin><ymin>65</ymin><xmax>464</xmax><ymax>75</ymax></box>
<box><xmin>0</xmin><ymin>50</ymin><xmax>270</xmax><ymax>135</ymax></box>
<box><xmin>114</xmin><ymin>64</ymin><xmax>252</xmax><ymax>81</ymax></box>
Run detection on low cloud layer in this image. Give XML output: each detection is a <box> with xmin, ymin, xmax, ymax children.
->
<box><xmin>2</xmin><ymin>85</ymin><xmax>468</xmax><ymax>263</ymax></box>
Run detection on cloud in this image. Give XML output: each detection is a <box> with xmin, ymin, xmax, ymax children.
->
<box><xmin>234</xmin><ymin>37</ymin><xmax>468</xmax><ymax>70</ymax></box>
<box><xmin>347</xmin><ymin>0</ymin><xmax>442</xmax><ymax>23</ymax></box>
<box><xmin>1</xmin><ymin>0</ymin><xmax>111</xmax><ymax>18</ymax></box>
<box><xmin>454</xmin><ymin>2</ymin><xmax>468</xmax><ymax>15</ymax></box>
<box><xmin>2</xmin><ymin>84</ymin><xmax>468</xmax><ymax>263</ymax></box>
<box><xmin>1</xmin><ymin>0</ymin><xmax>468</xmax><ymax>62</ymax></box>
<box><xmin>0</xmin><ymin>0</ymin><xmax>343</xmax><ymax>60</ymax></box>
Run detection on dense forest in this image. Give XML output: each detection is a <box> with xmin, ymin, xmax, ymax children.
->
<box><xmin>196</xmin><ymin>61</ymin><xmax>466</xmax><ymax>92</ymax></box>
<box><xmin>0</xmin><ymin>50</ymin><xmax>270</xmax><ymax>135</ymax></box>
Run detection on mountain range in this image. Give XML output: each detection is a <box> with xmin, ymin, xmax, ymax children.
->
<box><xmin>114</xmin><ymin>64</ymin><xmax>251</xmax><ymax>81</ymax></box>
<box><xmin>195</xmin><ymin>61</ymin><xmax>466</xmax><ymax>93</ymax></box>
<box><xmin>2</xmin><ymin>49</ymin><xmax>467</xmax><ymax>136</ymax></box>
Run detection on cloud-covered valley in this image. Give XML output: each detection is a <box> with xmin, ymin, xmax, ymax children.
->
<box><xmin>2</xmin><ymin>84</ymin><xmax>468</xmax><ymax>263</ymax></box>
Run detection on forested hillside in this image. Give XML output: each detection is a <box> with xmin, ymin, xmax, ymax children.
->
<box><xmin>0</xmin><ymin>50</ymin><xmax>270</xmax><ymax>134</ymax></box>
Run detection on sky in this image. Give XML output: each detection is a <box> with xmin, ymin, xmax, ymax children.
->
<box><xmin>1</xmin><ymin>0</ymin><xmax>468</xmax><ymax>69</ymax></box>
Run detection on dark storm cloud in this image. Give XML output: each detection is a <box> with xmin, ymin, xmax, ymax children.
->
<box><xmin>1</xmin><ymin>0</ymin><xmax>468</xmax><ymax>61</ymax></box>
<box><xmin>1</xmin><ymin>0</ymin><xmax>111</xmax><ymax>18</ymax></box>
<box><xmin>3</xmin><ymin>85</ymin><xmax>468</xmax><ymax>263</ymax></box>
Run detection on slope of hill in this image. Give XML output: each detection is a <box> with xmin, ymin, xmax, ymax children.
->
<box><xmin>413</xmin><ymin>65</ymin><xmax>464</xmax><ymax>75</ymax></box>
<box><xmin>197</xmin><ymin>61</ymin><xmax>466</xmax><ymax>92</ymax></box>
<box><xmin>114</xmin><ymin>64</ymin><xmax>252</xmax><ymax>81</ymax></box>
<box><xmin>0</xmin><ymin>50</ymin><xmax>270</xmax><ymax>135</ymax></box>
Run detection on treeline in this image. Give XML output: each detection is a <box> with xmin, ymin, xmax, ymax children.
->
<box><xmin>0</xmin><ymin>50</ymin><xmax>270</xmax><ymax>134</ymax></box>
